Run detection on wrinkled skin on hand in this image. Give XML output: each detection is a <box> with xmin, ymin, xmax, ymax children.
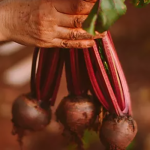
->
<box><xmin>0</xmin><ymin>0</ymin><xmax>106</xmax><ymax>48</ymax></box>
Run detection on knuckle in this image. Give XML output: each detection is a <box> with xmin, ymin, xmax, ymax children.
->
<box><xmin>36</xmin><ymin>29</ymin><xmax>47</xmax><ymax>42</ymax></box>
<box><xmin>74</xmin><ymin>42</ymin><xmax>82</xmax><ymax>48</ymax></box>
<box><xmin>69</xmin><ymin>30</ymin><xmax>93</xmax><ymax>40</ymax></box>
<box><xmin>60</xmin><ymin>40</ymin><xmax>70</xmax><ymax>48</ymax></box>
<box><xmin>36</xmin><ymin>27</ymin><xmax>44</xmax><ymax>37</ymax></box>
<box><xmin>36</xmin><ymin>28</ymin><xmax>54</xmax><ymax>42</ymax></box>
<box><xmin>69</xmin><ymin>30</ymin><xmax>80</xmax><ymax>40</ymax></box>
<box><xmin>73</xmin><ymin>16</ymin><xmax>84</xmax><ymax>28</ymax></box>
<box><xmin>35</xmin><ymin>23</ymin><xmax>46</xmax><ymax>38</ymax></box>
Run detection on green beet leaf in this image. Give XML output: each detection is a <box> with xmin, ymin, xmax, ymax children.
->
<box><xmin>82</xmin><ymin>0</ymin><xmax>99</xmax><ymax>35</ymax></box>
<box><xmin>132</xmin><ymin>0</ymin><xmax>150</xmax><ymax>7</ymax></box>
<box><xmin>83</xmin><ymin>0</ymin><xmax>127</xmax><ymax>34</ymax></box>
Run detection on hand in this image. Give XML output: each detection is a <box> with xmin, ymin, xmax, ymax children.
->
<box><xmin>0</xmin><ymin>0</ymin><xmax>106</xmax><ymax>48</ymax></box>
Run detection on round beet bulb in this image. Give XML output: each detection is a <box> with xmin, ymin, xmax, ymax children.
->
<box><xmin>12</xmin><ymin>94</ymin><xmax>51</xmax><ymax>131</ymax></box>
<box><xmin>56</xmin><ymin>95</ymin><xmax>98</xmax><ymax>137</ymax></box>
<box><xmin>100</xmin><ymin>114</ymin><xmax>137</xmax><ymax>150</ymax></box>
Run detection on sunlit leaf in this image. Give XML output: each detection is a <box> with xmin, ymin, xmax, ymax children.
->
<box><xmin>132</xmin><ymin>0</ymin><xmax>150</xmax><ymax>7</ymax></box>
<box><xmin>82</xmin><ymin>0</ymin><xmax>99</xmax><ymax>35</ymax></box>
<box><xmin>83</xmin><ymin>0</ymin><xmax>127</xmax><ymax>34</ymax></box>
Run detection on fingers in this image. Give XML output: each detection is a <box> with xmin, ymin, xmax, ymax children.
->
<box><xmin>56</xmin><ymin>27</ymin><xmax>106</xmax><ymax>40</ymax></box>
<box><xmin>50</xmin><ymin>39</ymin><xmax>95</xmax><ymax>48</ymax></box>
<box><xmin>57</xmin><ymin>13</ymin><xmax>87</xmax><ymax>28</ymax></box>
<box><xmin>54</xmin><ymin>0</ymin><xmax>94</xmax><ymax>15</ymax></box>
<box><xmin>56</xmin><ymin>27</ymin><xmax>93</xmax><ymax>40</ymax></box>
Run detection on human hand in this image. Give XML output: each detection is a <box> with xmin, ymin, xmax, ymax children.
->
<box><xmin>0</xmin><ymin>0</ymin><xmax>106</xmax><ymax>48</ymax></box>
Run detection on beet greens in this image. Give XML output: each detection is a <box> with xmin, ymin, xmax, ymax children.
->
<box><xmin>83</xmin><ymin>0</ymin><xmax>150</xmax><ymax>34</ymax></box>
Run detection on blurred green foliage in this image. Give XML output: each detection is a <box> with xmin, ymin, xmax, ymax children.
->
<box><xmin>132</xmin><ymin>0</ymin><xmax>150</xmax><ymax>7</ymax></box>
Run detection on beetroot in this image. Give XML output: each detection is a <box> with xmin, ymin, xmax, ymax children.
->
<box><xmin>56</xmin><ymin>49</ymin><xmax>98</xmax><ymax>139</ymax></box>
<box><xmin>100</xmin><ymin>114</ymin><xmax>137</xmax><ymax>150</ymax></box>
<box><xmin>12</xmin><ymin>94</ymin><xmax>51</xmax><ymax>131</ymax></box>
<box><xmin>11</xmin><ymin>48</ymin><xmax>64</xmax><ymax>147</ymax></box>
<box><xmin>82</xmin><ymin>31</ymin><xmax>138</xmax><ymax>149</ymax></box>
<box><xmin>56</xmin><ymin>95</ymin><xmax>97</xmax><ymax>138</ymax></box>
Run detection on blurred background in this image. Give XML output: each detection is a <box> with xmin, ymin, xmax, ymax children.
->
<box><xmin>0</xmin><ymin>1</ymin><xmax>150</xmax><ymax>150</ymax></box>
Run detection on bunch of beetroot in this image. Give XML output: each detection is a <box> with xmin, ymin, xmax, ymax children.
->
<box><xmin>11</xmin><ymin>31</ymin><xmax>137</xmax><ymax>150</ymax></box>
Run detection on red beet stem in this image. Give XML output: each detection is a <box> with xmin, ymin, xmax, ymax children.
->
<box><xmin>106</xmin><ymin>31</ymin><xmax>132</xmax><ymax>115</ymax></box>
<box><xmin>39</xmin><ymin>49</ymin><xmax>54</xmax><ymax>91</ymax></box>
<box><xmin>89</xmin><ymin>48</ymin><xmax>112</xmax><ymax>105</ymax></box>
<box><xmin>36</xmin><ymin>48</ymin><xmax>45</xmax><ymax>100</ymax></box>
<box><xmin>41</xmin><ymin>49</ymin><xmax>60</xmax><ymax>100</ymax></box>
<box><xmin>70</xmin><ymin>49</ymin><xmax>82</xmax><ymax>95</ymax></box>
<box><xmin>83</xmin><ymin>48</ymin><xmax>110</xmax><ymax>111</ymax></box>
<box><xmin>49</xmin><ymin>50</ymin><xmax>64</xmax><ymax>105</ymax></box>
<box><xmin>65</xmin><ymin>50</ymin><xmax>74</xmax><ymax>94</ymax></box>
<box><xmin>74</xmin><ymin>49</ymin><xmax>83</xmax><ymax>94</ymax></box>
<box><xmin>101</xmin><ymin>39</ymin><xmax>125</xmax><ymax>111</ymax></box>
<box><xmin>30</xmin><ymin>47</ymin><xmax>39</xmax><ymax>98</ymax></box>
<box><xmin>91</xmin><ymin>44</ymin><xmax>122</xmax><ymax>116</ymax></box>
<box><xmin>77</xmin><ymin>50</ymin><xmax>89</xmax><ymax>94</ymax></box>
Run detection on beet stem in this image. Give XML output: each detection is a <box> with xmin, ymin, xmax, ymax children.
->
<box><xmin>39</xmin><ymin>49</ymin><xmax>53</xmax><ymax>91</ymax></box>
<box><xmin>107</xmin><ymin>31</ymin><xmax>132</xmax><ymax>115</ymax></box>
<box><xmin>65</xmin><ymin>50</ymin><xmax>74</xmax><ymax>94</ymax></box>
<box><xmin>50</xmin><ymin>50</ymin><xmax>64</xmax><ymax>105</ymax></box>
<box><xmin>30</xmin><ymin>47</ymin><xmax>39</xmax><ymax>98</ymax></box>
<box><xmin>92</xmin><ymin>44</ymin><xmax>122</xmax><ymax>115</ymax></box>
<box><xmin>83</xmin><ymin>48</ymin><xmax>110</xmax><ymax>110</ymax></box>
<box><xmin>76</xmin><ymin>49</ymin><xmax>89</xmax><ymax>94</ymax></box>
<box><xmin>77</xmin><ymin>49</ymin><xmax>90</xmax><ymax>94</ymax></box>
<box><xmin>36</xmin><ymin>48</ymin><xmax>45</xmax><ymax>100</ymax></box>
<box><xmin>101</xmin><ymin>39</ymin><xmax>125</xmax><ymax>111</ymax></box>
<box><xmin>70</xmin><ymin>49</ymin><xmax>81</xmax><ymax>95</ymax></box>
<box><xmin>41</xmin><ymin>49</ymin><xmax>60</xmax><ymax>100</ymax></box>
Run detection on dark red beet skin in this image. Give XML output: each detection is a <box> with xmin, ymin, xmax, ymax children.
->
<box><xmin>12</xmin><ymin>94</ymin><xmax>51</xmax><ymax>131</ymax></box>
<box><xmin>56</xmin><ymin>95</ymin><xmax>98</xmax><ymax>137</ymax></box>
<box><xmin>100</xmin><ymin>114</ymin><xmax>137</xmax><ymax>150</ymax></box>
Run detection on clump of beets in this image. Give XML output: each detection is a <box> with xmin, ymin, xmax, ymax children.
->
<box><xmin>100</xmin><ymin>114</ymin><xmax>137</xmax><ymax>150</ymax></box>
<box><xmin>56</xmin><ymin>94</ymin><xmax>98</xmax><ymax>138</ymax></box>
<box><xmin>12</xmin><ymin>93</ymin><xmax>51</xmax><ymax>132</ymax></box>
